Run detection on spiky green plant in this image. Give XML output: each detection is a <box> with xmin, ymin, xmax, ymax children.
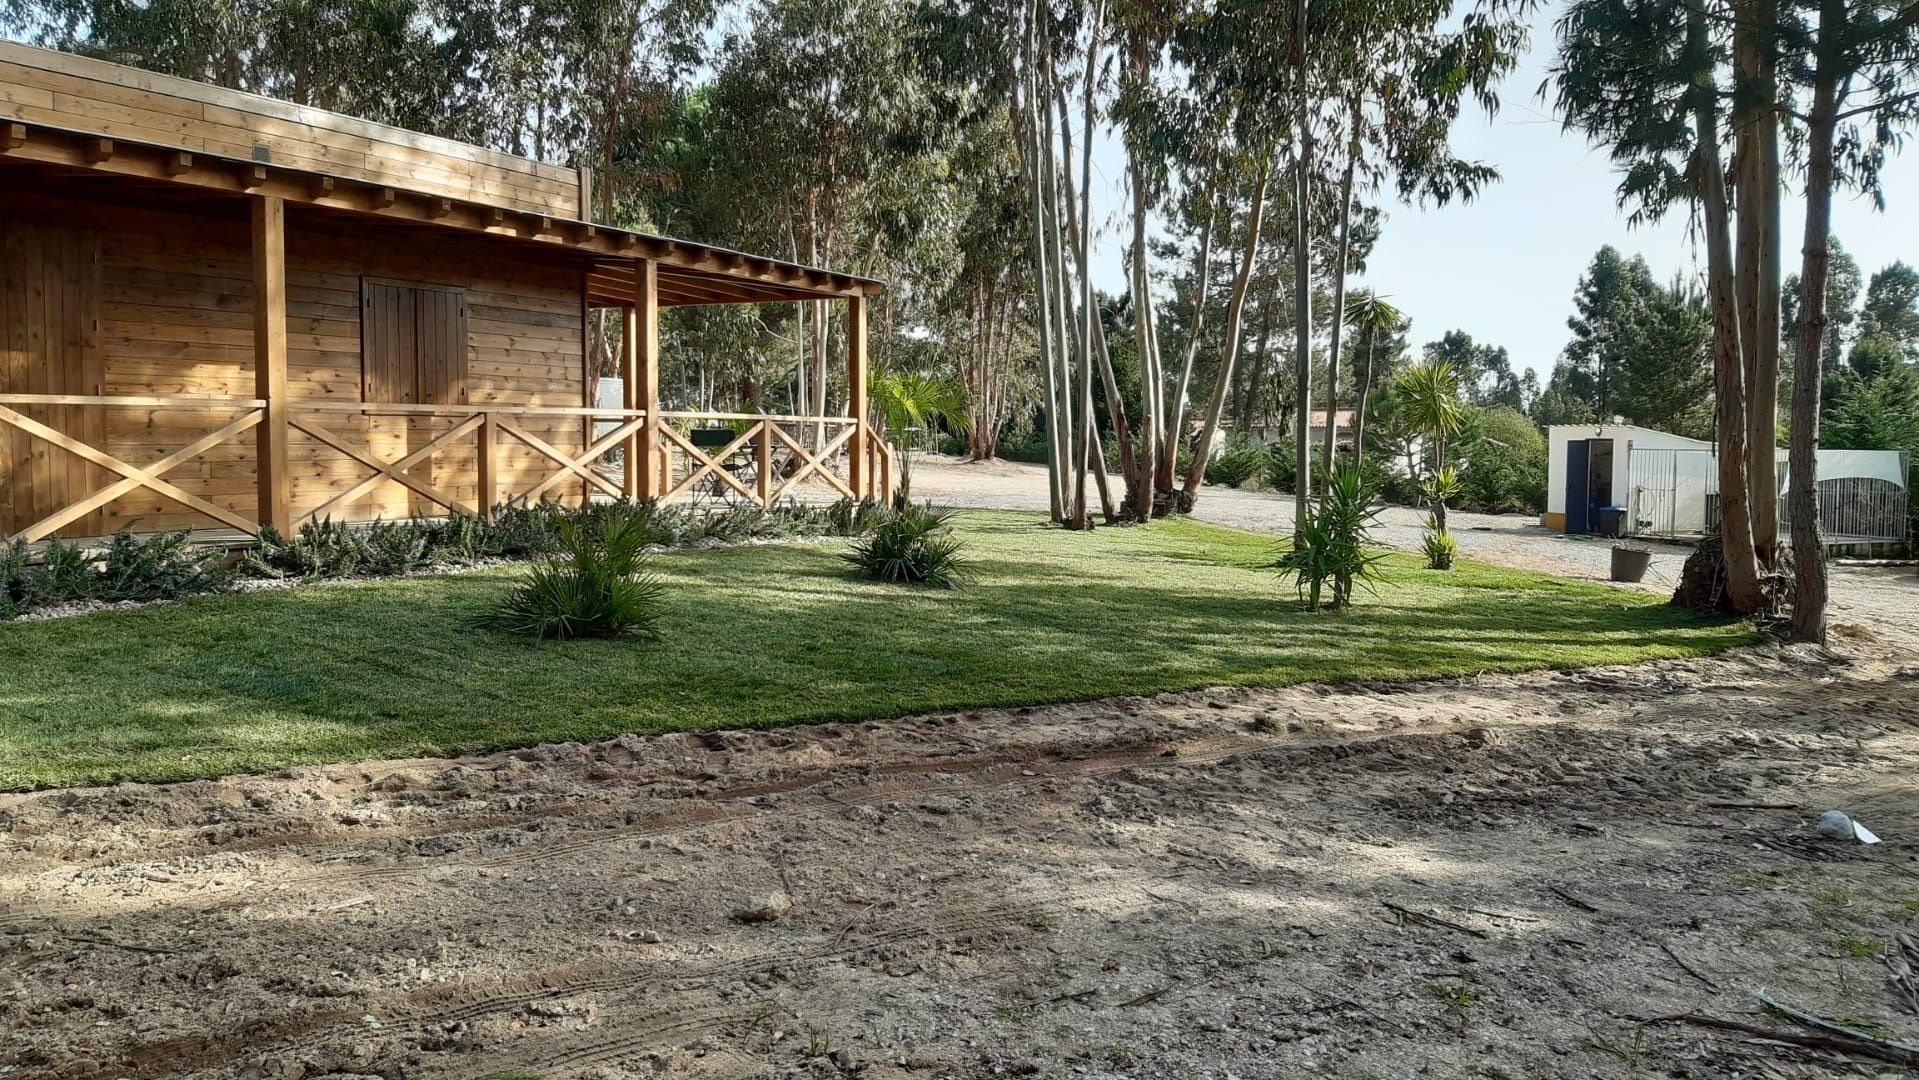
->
<box><xmin>1421</xmin><ymin>521</ymin><xmax>1460</xmax><ymax>571</ymax></box>
<box><xmin>480</xmin><ymin>505</ymin><xmax>665</xmax><ymax>641</ymax></box>
<box><xmin>1273</xmin><ymin>463</ymin><xmax>1385</xmax><ymax>611</ymax></box>
<box><xmin>96</xmin><ymin>529</ymin><xmax>230</xmax><ymax>600</ymax></box>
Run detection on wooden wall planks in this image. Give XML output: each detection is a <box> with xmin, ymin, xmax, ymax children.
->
<box><xmin>0</xmin><ymin>183</ymin><xmax>588</xmax><ymax>536</ymax></box>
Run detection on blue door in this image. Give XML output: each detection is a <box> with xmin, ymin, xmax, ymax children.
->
<box><xmin>1565</xmin><ymin>440</ymin><xmax>1591</xmax><ymax>533</ymax></box>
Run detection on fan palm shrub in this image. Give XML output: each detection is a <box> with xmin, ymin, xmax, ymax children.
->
<box><xmin>1273</xmin><ymin>463</ymin><xmax>1383</xmax><ymax>611</ymax></box>
<box><xmin>870</xmin><ymin>370</ymin><xmax>969</xmax><ymax>507</ymax></box>
<box><xmin>844</xmin><ymin>503</ymin><xmax>969</xmax><ymax>588</ymax></box>
<box><xmin>482</xmin><ymin>505</ymin><xmax>665</xmax><ymax>640</ymax></box>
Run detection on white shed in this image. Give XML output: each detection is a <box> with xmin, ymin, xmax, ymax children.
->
<box><xmin>1546</xmin><ymin>423</ymin><xmax>1910</xmax><ymax>543</ymax></box>
<box><xmin>1545</xmin><ymin>424</ymin><xmax>1710</xmax><ymax>534</ymax></box>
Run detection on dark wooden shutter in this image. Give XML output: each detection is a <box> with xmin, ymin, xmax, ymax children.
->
<box><xmin>361</xmin><ymin>281</ymin><xmax>417</xmax><ymax>404</ymax></box>
<box><xmin>361</xmin><ymin>280</ymin><xmax>466</xmax><ymax>405</ymax></box>
<box><xmin>414</xmin><ymin>287</ymin><xmax>469</xmax><ymax>405</ymax></box>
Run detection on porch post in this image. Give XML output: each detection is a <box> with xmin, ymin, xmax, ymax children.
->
<box><xmin>252</xmin><ymin>196</ymin><xmax>291</xmax><ymax>534</ymax></box>
<box><xmin>634</xmin><ymin>258</ymin><xmax>662</xmax><ymax>500</ymax></box>
<box><xmin>846</xmin><ymin>293</ymin><xmax>869</xmax><ymax>500</ymax></box>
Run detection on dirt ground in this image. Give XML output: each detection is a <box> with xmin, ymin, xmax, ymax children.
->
<box><xmin>4</xmin><ymin>465</ymin><xmax>1919</xmax><ymax>1079</ymax></box>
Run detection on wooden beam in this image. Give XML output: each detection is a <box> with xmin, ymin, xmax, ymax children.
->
<box><xmin>620</xmin><ymin>287</ymin><xmax>642</xmax><ymax>501</ymax></box>
<box><xmin>581</xmin><ymin>271</ymin><xmax>594</xmax><ymax>506</ymax></box>
<box><xmin>252</xmin><ymin>196</ymin><xmax>291</xmax><ymax>533</ymax></box>
<box><xmin>636</xmin><ymin>259</ymin><xmax>662</xmax><ymax>500</ymax></box>
<box><xmin>428</xmin><ymin>197</ymin><xmax>452</xmax><ymax>218</ymax></box>
<box><xmin>1</xmin><ymin>122</ymin><xmax>23</xmax><ymax>149</ymax></box>
<box><xmin>82</xmin><ymin>137</ymin><xmax>113</xmax><ymax>163</ymax></box>
<box><xmin>309</xmin><ymin>176</ymin><xmax>335</xmax><ymax>199</ymax></box>
<box><xmin>162</xmin><ymin>150</ymin><xmax>192</xmax><ymax>175</ymax></box>
<box><xmin>240</xmin><ymin>162</ymin><xmax>268</xmax><ymax>189</ymax></box>
<box><xmin>0</xmin><ymin>405</ymin><xmax>258</xmax><ymax>537</ymax></box>
<box><xmin>847</xmin><ymin>293</ymin><xmax>870</xmax><ymax>499</ymax></box>
<box><xmin>373</xmin><ymin>186</ymin><xmax>397</xmax><ymax>208</ymax></box>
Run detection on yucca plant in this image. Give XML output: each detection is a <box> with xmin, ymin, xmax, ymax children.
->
<box><xmin>843</xmin><ymin>502</ymin><xmax>969</xmax><ymax>588</ymax></box>
<box><xmin>1273</xmin><ymin>463</ymin><xmax>1384</xmax><ymax>611</ymax></box>
<box><xmin>1421</xmin><ymin>521</ymin><xmax>1460</xmax><ymax>571</ymax></box>
<box><xmin>481</xmin><ymin>504</ymin><xmax>665</xmax><ymax>640</ymax></box>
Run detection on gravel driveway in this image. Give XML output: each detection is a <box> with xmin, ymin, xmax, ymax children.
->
<box><xmin>909</xmin><ymin>453</ymin><xmax>1919</xmax><ymax>640</ymax></box>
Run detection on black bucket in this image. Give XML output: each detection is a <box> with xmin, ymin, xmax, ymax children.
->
<box><xmin>1610</xmin><ymin>546</ymin><xmax>1652</xmax><ymax>583</ymax></box>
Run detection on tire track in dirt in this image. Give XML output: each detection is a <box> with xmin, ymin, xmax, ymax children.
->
<box><xmin>32</xmin><ymin>891</ymin><xmax>1083</xmax><ymax>1080</ymax></box>
<box><xmin>0</xmin><ymin>732</ymin><xmax>1266</xmax><ymax>933</ymax></box>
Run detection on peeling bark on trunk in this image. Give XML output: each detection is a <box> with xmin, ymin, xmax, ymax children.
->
<box><xmin>1321</xmin><ymin>99</ymin><xmax>1359</xmax><ymax>486</ymax></box>
<box><xmin>1735</xmin><ymin>0</ymin><xmax>1783</xmax><ymax>564</ymax></box>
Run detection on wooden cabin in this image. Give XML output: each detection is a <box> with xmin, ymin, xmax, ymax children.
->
<box><xmin>0</xmin><ymin>41</ymin><xmax>887</xmax><ymax>543</ymax></box>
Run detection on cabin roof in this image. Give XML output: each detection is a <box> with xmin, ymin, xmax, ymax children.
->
<box><xmin>0</xmin><ymin>42</ymin><xmax>881</xmax><ymax>308</ymax></box>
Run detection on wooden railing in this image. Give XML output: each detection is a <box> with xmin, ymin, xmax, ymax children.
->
<box><xmin>290</xmin><ymin>401</ymin><xmax>649</xmax><ymax>526</ymax></box>
<box><xmin>657</xmin><ymin>412</ymin><xmax>863</xmax><ymax>508</ymax></box>
<box><xmin>0</xmin><ymin>393</ymin><xmax>267</xmax><ymax>542</ymax></box>
<box><xmin>1</xmin><ymin>395</ymin><xmax>897</xmax><ymax>542</ymax></box>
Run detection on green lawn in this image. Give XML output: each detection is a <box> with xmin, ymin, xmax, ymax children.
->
<box><xmin>0</xmin><ymin>511</ymin><xmax>1752</xmax><ymax>789</ymax></box>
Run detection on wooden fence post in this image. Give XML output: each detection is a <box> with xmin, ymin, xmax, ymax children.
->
<box><xmin>846</xmin><ymin>293</ymin><xmax>869</xmax><ymax>499</ymax></box>
<box><xmin>252</xmin><ymin>196</ymin><xmax>290</xmax><ymax>534</ymax></box>
<box><xmin>478</xmin><ymin>411</ymin><xmax>497</xmax><ymax>519</ymax></box>
<box><xmin>756</xmin><ymin>420</ymin><xmax>773</xmax><ymax>508</ymax></box>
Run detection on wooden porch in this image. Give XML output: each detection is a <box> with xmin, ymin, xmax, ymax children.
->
<box><xmin>0</xmin><ymin>47</ymin><xmax>890</xmax><ymax>545</ymax></box>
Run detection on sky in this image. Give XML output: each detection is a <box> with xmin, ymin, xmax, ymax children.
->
<box><xmin>1079</xmin><ymin>1</ymin><xmax>1919</xmax><ymax>381</ymax></box>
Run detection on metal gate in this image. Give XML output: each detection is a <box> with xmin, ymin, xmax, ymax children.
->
<box><xmin>1626</xmin><ymin>447</ymin><xmax>1909</xmax><ymax>544</ymax></box>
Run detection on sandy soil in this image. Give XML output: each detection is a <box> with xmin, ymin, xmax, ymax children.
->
<box><xmin>4</xmin><ymin>462</ymin><xmax>1918</xmax><ymax>1079</ymax></box>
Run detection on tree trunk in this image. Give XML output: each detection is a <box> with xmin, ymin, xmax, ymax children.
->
<box><xmin>1321</xmin><ymin>97</ymin><xmax>1359</xmax><ymax>486</ymax></box>
<box><xmin>1020</xmin><ymin>7</ymin><xmax>1065</xmax><ymax>522</ymax></box>
<box><xmin>1038</xmin><ymin>47</ymin><xmax>1077</xmax><ymax>522</ymax></box>
<box><xmin>1070</xmin><ymin>15</ymin><xmax>1103</xmax><ymax>529</ymax></box>
<box><xmin>1735</xmin><ymin>0</ymin><xmax>1783</xmax><ymax>564</ymax></box>
<box><xmin>1179</xmin><ymin>169</ymin><xmax>1272</xmax><ymax>505</ymax></box>
<box><xmin>1787</xmin><ymin>0</ymin><xmax>1843</xmax><ymax>643</ymax></box>
<box><xmin>1354</xmin><ymin>333</ymin><xmax>1376</xmax><ymax>470</ymax></box>
<box><xmin>1128</xmin><ymin>152</ymin><xmax>1161</xmax><ymax>521</ymax></box>
<box><xmin>1292</xmin><ymin>137</ymin><xmax>1314</xmax><ymax>531</ymax></box>
<box><xmin>1160</xmin><ymin>165</ymin><xmax>1222</xmax><ymax>503</ymax></box>
<box><xmin>1688</xmin><ymin>0</ymin><xmax>1767</xmax><ymax>613</ymax></box>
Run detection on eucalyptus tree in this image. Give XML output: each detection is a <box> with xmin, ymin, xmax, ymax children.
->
<box><xmin>1308</xmin><ymin>5</ymin><xmax>1521</xmax><ymax>488</ymax></box>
